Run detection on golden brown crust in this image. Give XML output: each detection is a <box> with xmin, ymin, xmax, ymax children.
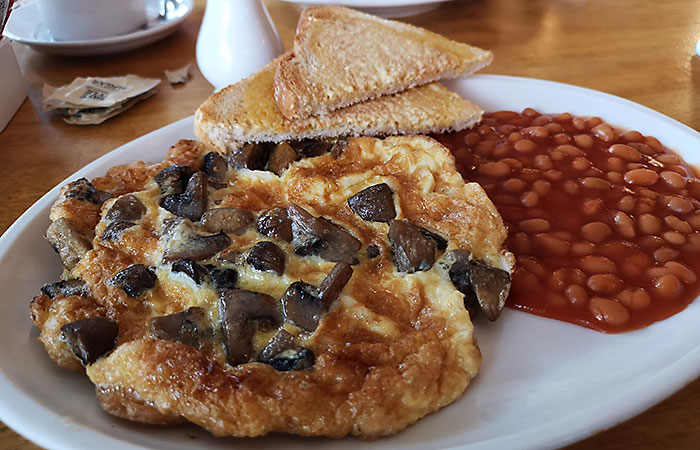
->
<box><xmin>92</xmin><ymin>140</ymin><xmax>210</xmax><ymax>196</ymax></box>
<box><xmin>89</xmin><ymin>323</ymin><xmax>477</xmax><ymax>439</ymax></box>
<box><xmin>30</xmin><ymin>294</ymin><xmax>52</xmax><ymax>329</ymax></box>
<box><xmin>33</xmin><ymin>295</ymin><xmax>108</xmax><ymax>372</ymax></box>
<box><xmin>95</xmin><ymin>384</ymin><xmax>183</xmax><ymax>425</ymax></box>
<box><xmin>273</xmin><ymin>5</ymin><xmax>493</xmax><ymax>120</ymax></box>
<box><xmin>49</xmin><ymin>186</ymin><xmax>104</xmax><ymax>239</ymax></box>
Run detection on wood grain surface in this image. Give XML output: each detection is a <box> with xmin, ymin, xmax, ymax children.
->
<box><xmin>1</xmin><ymin>0</ymin><xmax>699</xmax><ymax>448</ymax></box>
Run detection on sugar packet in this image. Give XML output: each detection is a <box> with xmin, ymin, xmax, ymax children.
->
<box><xmin>43</xmin><ymin>75</ymin><xmax>160</xmax><ymax>125</ymax></box>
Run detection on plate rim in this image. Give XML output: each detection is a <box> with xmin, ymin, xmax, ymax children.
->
<box><xmin>1</xmin><ymin>75</ymin><xmax>700</xmax><ymax>450</ymax></box>
<box><xmin>1</xmin><ymin>0</ymin><xmax>193</xmax><ymax>48</ymax></box>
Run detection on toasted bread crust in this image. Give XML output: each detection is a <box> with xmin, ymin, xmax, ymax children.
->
<box><xmin>273</xmin><ymin>6</ymin><xmax>493</xmax><ymax>120</ymax></box>
<box><xmin>195</xmin><ymin>57</ymin><xmax>483</xmax><ymax>154</ymax></box>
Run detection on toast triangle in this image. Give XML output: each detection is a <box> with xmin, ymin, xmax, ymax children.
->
<box><xmin>274</xmin><ymin>5</ymin><xmax>492</xmax><ymax>121</ymax></box>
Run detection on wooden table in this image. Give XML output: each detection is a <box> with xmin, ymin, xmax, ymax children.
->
<box><xmin>1</xmin><ymin>0</ymin><xmax>699</xmax><ymax>448</ymax></box>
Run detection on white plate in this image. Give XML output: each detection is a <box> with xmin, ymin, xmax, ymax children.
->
<box><xmin>1</xmin><ymin>75</ymin><xmax>700</xmax><ymax>450</ymax></box>
<box><xmin>1</xmin><ymin>0</ymin><xmax>193</xmax><ymax>56</ymax></box>
<box><xmin>278</xmin><ymin>0</ymin><xmax>452</xmax><ymax>18</ymax></box>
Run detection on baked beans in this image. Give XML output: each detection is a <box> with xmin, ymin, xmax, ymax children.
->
<box><xmin>654</xmin><ymin>247</ymin><xmax>680</xmax><ymax>263</ymax></box>
<box><xmin>586</xmin><ymin>274</ymin><xmax>624</xmax><ymax>294</ymax></box>
<box><xmin>592</xmin><ymin>123</ymin><xmax>617</xmax><ymax>142</ymax></box>
<box><xmin>514</xmin><ymin>139</ymin><xmax>537</xmax><ymax>153</ymax></box>
<box><xmin>664</xmin><ymin>216</ymin><xmax>692</xmax><ymax>233</ymax></box>
<box><xmin>477</xmin><ymin>161</ymin><xmax>511</xmax><ymax>178</ymax></box>
<box><xmin>665</xmin><ymin>261</ymin><xmax>697</xmax><ymax>283</ymax></box>
<box><xmin>608</xmin><ymin>144</ymin><xmax>642</xmax><ymax>162</ymax></box>
<box><xmin>580</xmin><ymin>177</ymin><xmax>612</xmax><ymax>190</ymax></box>
<box><xmin>519</xmin><ymin>218</ymin><xmax>551</xmax><ymax>233</ymax></box>
<box><xmin>532</xmin><ymin>179</ymin><xmax>552</xmax><ymax>195</ymax></box>
<box><xmin>616</xmin><ymin>288</ymin><xmax>651</xmax><ymax>310</ymax></box>
<box><xmin>661</xmin><ymin>170</ymin><xmax>687</xmax><ymax>189</ymax></box>
<box><xmin>624</xmin><ymin>168</ymin><xmax>659</xmax><ymax>186</ymax></box>
<box><xmin>435</xmin><ymin>109</ymin><xmax>700</xmax><ymax>333</ymax></box>
<box><xmin>578</xmin><ymin>255</ymin><xmax>617</xmax><ymax>274</ymax></box>
<box><xmin>590</xmin><ymin>297</ymin><xmax>630</xmax><ymax>326</ymax></box>
<box><xmin>621</xmin><ymin>130</ymin><xmax>644</xmax><ymax>143</ymax></box>
<box><xmin>565</xmin><ymin>285</ymin><xmax>588</xmax><ymax>305</ymax></box>
<box><xmin>521</xmin><ymin>191</ymin><xmax>540</xmax><ymax>207</ymax></box>
<box><xmin>581</xmin><ymin>222</ymin><xmax>612</xmax><ymax>243</ymax></box>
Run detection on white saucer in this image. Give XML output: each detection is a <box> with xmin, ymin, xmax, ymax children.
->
<box><xmin>2</xmin><ymin>0</ymin><xmax>193</xmax><ymax>56</ymax></box>
<box><xmin>279</xmin><ymin>0</ymin><xmax>452</xmax><ymax>18</ymax></box>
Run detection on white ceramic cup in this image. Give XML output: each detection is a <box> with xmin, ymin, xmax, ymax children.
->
<box><xmin>36</xmin><ymin>0</ymin><xmax>163</xmax><ymax>41</ymax></box>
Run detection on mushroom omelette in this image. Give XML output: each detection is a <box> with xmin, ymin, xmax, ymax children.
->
<box><xmin>30</xmin><ymin>135</ymin><xmax>513</xmax><ymax>439</ymax></box>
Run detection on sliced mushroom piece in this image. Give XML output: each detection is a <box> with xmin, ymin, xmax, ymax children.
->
<box><xmin>468</xmin><ymin>261</ymin><xmax>511</xmax><ymax>321</ymax></box>
<box><xmin>445</xmin><ymin>250</ymin><xmax>472</xmax><ymax>287</ymax></box>
<box><xmin>246</xmin><ymin>241</ymin><xmax>285</xmax><ymax>275</ymax></box>
<box><xmin>171</xmin><ymin>259</ymin><xmax>209</xmax><ymax>285</ymax></box>
<box><xmin>64</xmin><ymin>178</ymin><xmax>112</xmax><ymax>204</ymax></box>
<box><xmin>388</xmin><ymin>220</ymin><xmax>436</xmax><ymax>273</ymax></box>
<box><xmin>40</xmin><ymin>279</ymin><xmax>90</xmax><ymax>299</ymax></box>
<box><xmin>154</xmin><ymin>164</ymin><xmax>195</xmax><ymax>196</ymax></box>
<box><xmin>104</xmin><ymin>195</ymin><xmax>146</xmax><ymax>222</ymax></box>
<box><xmin>229</xmin><ymin>143</ymin><xmax>273</xmax><ymax>170</ymax></box>
<box><xmin>205</xmin><ymin>265</ymin><xmax>238</xmax><ymax>290</ymax></box>
<box><xmin>347</xmin><ymin>183</ymin><xmax>396</xmax><ymax>222</ymax></box>
<box><xmin>151</xmin><ymin>307</ymin><xmax>211</xmax><ymax>349</ymax></box>
<box><xmin>109</xmin><ymin>264</ymin><xmax>156</xmax><ymax>298</ymax></box>
<box><xmin>201</xmin><ymin>152</ymin><xmax>228</xmax><ymax>184</ymax></box>
<box><xmin>201</xmin><ymin>208</ymin><xmax>254</xmax><ymax>235</ymax></box>
<box><xmin>61</xmin><ymin>317</ymin><xmax>119</xmax><ymax>365</ymax></box>
<box><xmin>264</xmin><ymin>348</ymin><xmax>315</xmax><ymax>372</ymax></box>
<box><xmin>257</xmin><ymin>329</ymin><xmax>295</xmax><ymax>362</ymax></box>
<box><xmin>288</xmin><ymin>204</ymin><xmax>361</xmax><ymax>263</ymax></box>
<box><xmin>447</xmin><ymin>250</ymin><xmax>511</xmax><ymax>321</ymax></box>
<box><xmin>318</xmin><ymin>261</ymin><xmax>353</xmax><ymax>308</ymax></box>
<box><xmin>220</xmin><ymin>290</ymin><xmax>282</xmax><ymax>366</ymax></box>
<box><xmin>161</xmin><ymin>171</ymin><xmax>208</xmax><ymax>221</ymax></box>
<box><xmin>281</xmin><ymin>281</ymin><xmax>324</xmax><ymax>332</ymax></box>
<box><xmin>163</xmin><ymin>229</ymin><xmax>231</xmax><ymax>262</ymax></box>
<box><xmin>290</xmin><ymin>139</ymin><xmax>332</xmax><ymax>157</ymax></box>
<box><xmin>330</xmin><ymin>139</ymin><xmax>349</xmax><ymax>159</ymax></box>
<box><xmin>257</xmin><ymin>207</ymin><xmax>293</xmax><ymax>242</ymax></box>
<box><xmin>447</xmin><ymin>250</ymin><xmax>481</xmax><ymax>317</ymax></box>
<box><xmin>268</xmin><ymin>142</ymin><xmax>299</xmax><ymax>176</ymax></box>
<box><xmin>100</xmin><ymin>221</ymin><xmax>135</xmax><ymax>242</ymax></box>
<box><xmin>46</xmin><ymin>217</ymin><xmax>91</xmax><ymax>271</ymax></box>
